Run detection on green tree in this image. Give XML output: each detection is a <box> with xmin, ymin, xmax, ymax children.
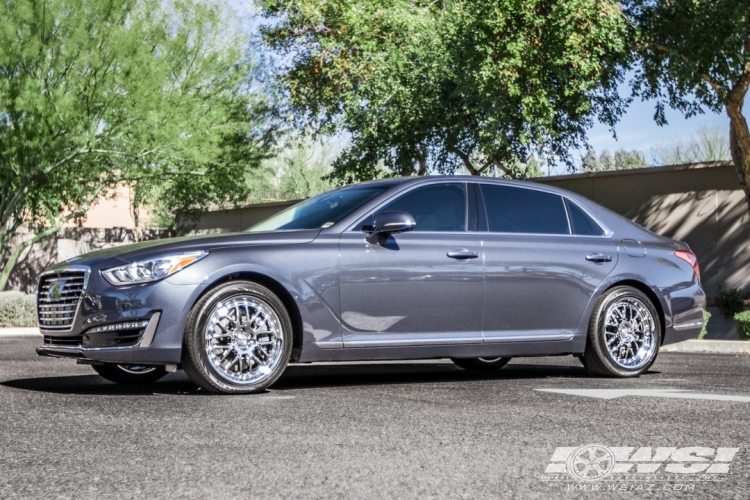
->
<box><xmin>582</xmin><ymin>148</ymin><xmax>602</xmax><ymax>172</ymax></box>
<box><xmin>614</xmin><ymin>149</ymin><xmax>647</xmax><ymax>169</ymax></box>
<box><xmin>650</xmin><ymin>125</ymin><xmax>730</xmax><ymax>166</ymax></box>
<box><xmin>253</xmin><ymin>135</ymin><xmax>341</xmax><ymax>199</ymax></box>
<box><xmin>258</xmin><ymin>0</ymin><xmax>631</xmax><ymax>183</ymax></box>
<box><xmin>134</xmin><ymin>100</ymin><xmax>274</xmax><ymax>233</ymax></box>
<box><xmin>582</xmin><ymin>147</ymin><xmax>646</xmax><ymax>172</ymax></box>
<box><xmin>0</xmin><ymin>0</ymin><xmax>268</xmax><ymax>289</ymax></box>
<box><xmin>600</xmin><ymin>150</ymin><xmax>616</xmax><ymax>171</ymax></box>
<box><xmin>625</xmin><ymin>0</ymin><xmax>750</xmax><ymax>215</ymax></box>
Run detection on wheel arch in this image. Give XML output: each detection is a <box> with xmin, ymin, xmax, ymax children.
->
<box><xmin>600</xmin><ymin>279</ymin><xmax>667</xmax><ymax>344</ymax></box>
<box><xmin>192</xmin><ymin>272</ymin><xmax>304</xmax><ymax>361</ymax></box>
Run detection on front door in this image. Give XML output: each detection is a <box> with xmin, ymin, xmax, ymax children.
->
<box><xmin>339</xmin><ymin>182</ymin><xmax>484</xmax><ymax>347</ymax></box>
<box><xmin>478</xmin><ymin>183</ymin><xmax>618</xmax><ymax>341</ymax></box>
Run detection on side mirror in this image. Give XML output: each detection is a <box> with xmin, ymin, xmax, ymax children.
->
<box><xmin>371</xmin><ymin>211</ymin><xmax>416</xmax><ymax>235</ymax></box>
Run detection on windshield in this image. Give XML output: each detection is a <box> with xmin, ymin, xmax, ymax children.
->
<box><xmin>247</xmin><ymin>185</ymin><xmax>389</xmax><ymax>232</ymax></box>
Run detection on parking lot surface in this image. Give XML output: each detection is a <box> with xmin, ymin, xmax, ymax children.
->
<box><xmin>1</xmin><ymin>337</ymin><xmax>748</xmax><ymax>499</ymax></box>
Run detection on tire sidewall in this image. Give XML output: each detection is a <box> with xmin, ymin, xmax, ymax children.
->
<box><xmin>588</xmin><ymin>287</ymin><xmax>661</xmax><ymax>377</ymax></box>
<box><xmin>93</xmin><ymin>364</ymin><xmax>167</xmax><ymax>385</ymax></box>
<box><xmin>451</xmin><ymin>357</ymin><xmax>511</xmax><ymax>372</ymax></box>
<box><xmin>183</xmin><ymin>281</ymin><xmax>293</xmax><ymax>394</ymax></box>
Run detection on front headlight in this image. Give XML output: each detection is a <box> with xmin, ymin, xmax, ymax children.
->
<box><xmin>102</xmin><ymin>251</ymin><xmax>208</xmax><ymax>285</ymax></box>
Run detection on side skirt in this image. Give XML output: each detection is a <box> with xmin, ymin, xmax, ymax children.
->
<box><xmin>298</xmin><ymin>335</ymin><xmax>586</xmax><ymax>363</ymax></box>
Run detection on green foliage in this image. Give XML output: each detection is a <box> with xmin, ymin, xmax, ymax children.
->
<box><xmin>581</xmin><ymin>148</ymin><xmax>647</xmax><ymax>172</ymax></box>
<box><xmin>625</xmin><ymin>1</ymin><xmax>750</xmax><ymax>216</ymax></box>
<box><xmin>259</xmin><ymin>0</ymin><xmax>631</xmax><ymax>182</ymax></box>
<box><xmin>650</xmin><ymin>126</ymin><xmax>730</xmax><ymax>166</ymax></box>
<box><xmin>0</xmin><ymin>0</ymin><xmax>271</xmax><ymax>283</ymax></box>
<box><xmin>733</xmin><ymin>310</ymin><xmax>750</xmax><ymax>341</ymax></box>
<box><xmin>697</xmin><ymin>309</ymin><xmax>711</xmax><ymax>340</ymax></box>
<box><xmin>251</xmin><ymin>135</ymin><xmax>342</xmax><ymax>199</ymax></box>
<box><xmin>625</xmin><ymin>0</ymin><xmax>748</xmax><ymax>120</ymax></box>
<box><xmin>0</xmin><ymin>292</ymin><xmax>36</xmax><ymax>328</ymax></box>
<box><xmin>715</xmin><ymin>283</ymin><xmax>748</xmax><ymax>320</ymax></box>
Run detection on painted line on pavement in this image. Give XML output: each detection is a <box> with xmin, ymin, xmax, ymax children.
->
<box><xmin>535</xmin><ymin>388</ymin><xmax>750</xmax><ymax>403</ymax></box>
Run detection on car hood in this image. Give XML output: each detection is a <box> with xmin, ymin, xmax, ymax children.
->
<box><xmin>49</xmin><ymin>230</ymin><xmax>321</xmax><ymax>270</ymax></box>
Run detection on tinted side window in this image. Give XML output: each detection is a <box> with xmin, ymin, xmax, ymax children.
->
<box><xmin>376</xmin><ymin>183</ymin><xmax>468</xmax><ymax>232</ymax></box>
<box><xmin>565</xmin><ymin>199</ymin><xmax>605</xmax><ymax>236</ymax></box>
<box><xmin>480</xmin><ymin>185</ymin><xmax>569</xmax><ymax>235</ymax></box>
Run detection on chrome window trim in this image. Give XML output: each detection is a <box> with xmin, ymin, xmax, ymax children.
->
<box><xmin>562</xmin><ymin>196</ymin><xmax>573</xmax><ymax>235</ymax></box>
<box><xmin>562</xmin><ymin>197</ymin><xmax>611</xmax><ymax>238</ymax></box>
<box><xmin>347</xmin><ymin>179</ymin><xmax>613</xmax><ymax>238</ymax></box>
<box><xmin>346</xmin><ymin>181</ymin><xmax>471</xmax><ymax>233</ymax></box>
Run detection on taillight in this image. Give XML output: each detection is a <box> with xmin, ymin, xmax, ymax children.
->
<box><xmin>674</xmin><ymin>250</ymin><xmax>700</xmax><ymax>281</ymax></box>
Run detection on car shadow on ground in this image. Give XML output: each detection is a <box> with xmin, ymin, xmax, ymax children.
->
<box><xmin>0</xmin><ymin>361</ymin><xmax>662</xmax><ymax>396</ymax></box>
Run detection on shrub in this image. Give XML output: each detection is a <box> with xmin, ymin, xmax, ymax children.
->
<box><xmin>0</xmin><ymin>292</ymin><xmax>37</xmax><ymax>328</ymax></box>
<box><xmin>735</xmin><ymin>310</ymin><xmax>750</xmax><ymax>341</ymax></box>
<box><xmin>697</xmin><ymin>309</ymin><xmax>711</xmax><ymax>340</ymax></box>
<box><xmin>715</xmin><ymin>283</ymin><xmax>748</xmax><ymax>319</ymax></box>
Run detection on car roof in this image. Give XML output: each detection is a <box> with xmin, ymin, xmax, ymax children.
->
<box><xmin>388</xmin><ymin>175</ymin><xmax>576</xmax><ymax>197</ymax></box>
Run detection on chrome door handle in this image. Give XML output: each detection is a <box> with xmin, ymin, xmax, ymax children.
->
<box><xmin>586</xmin><ymin>253</ymin><xmax>612</xmax><ymax>263</ymax></box>
<box><xmin>447</xmin><ymin>249</ymin><xmax>479</xmax><ymax>259</ymax></box>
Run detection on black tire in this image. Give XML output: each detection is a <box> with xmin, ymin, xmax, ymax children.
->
<box><xmin>450</xmin><ymin>357</ymin><xmax>511</xmax><ymax>372</ymax></box>
<box><xmin>181</xmin><ymin>281</ymin><xmax>293</xmax><ymax>394</ymax></box>
<box><xmin>577</xmin><ymin>355</ymin><xmax>588</xmax><ymax>370</ymax></box>
<box><xmin>583</xmin><ymin>286</ymin><xmax>662</xmax><ymax>377</ymax></box>
<box><xmin>92</xmin><ymin>364</ymin><xmax>168</xmax><ymax>385</ymax></box>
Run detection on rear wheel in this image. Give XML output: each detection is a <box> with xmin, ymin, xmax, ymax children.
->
<box><xmin>451</xmin><ymin>357</ymin><xmax>511</xmax><ymax>372</ymax></box>
<box><xmin>583</xmin><ymin>286</ymin><xmax>661</xmax><ymax>377</ymax></box>
<box><xmin>92</xmin><ymin>364</ymin><xmax>168</xmax><ymax>385</ymax></box>
<box><xmin>181</xmin><ymin>281</ymin><xmax>292</xmax><ymax>394</ymax></box>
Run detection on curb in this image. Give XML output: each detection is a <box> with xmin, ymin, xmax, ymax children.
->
<box><xmin>0</xmin><ymin>328</ymin><xmax>41</xmax><ymax>338</ymax></box>
<box><xmin>662</xmin><ymin>339</ymin><xmax>750</xmax><ymax>354</ymax></box>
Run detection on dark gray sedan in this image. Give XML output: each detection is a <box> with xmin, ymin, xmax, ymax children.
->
<box><xmin>36</xmin><ymin>176</ymin><xmax>705</xmax><ymax>393</ymax></box>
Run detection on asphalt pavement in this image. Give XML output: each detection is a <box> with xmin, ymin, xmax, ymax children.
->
<box><xmin>1</xmin><ymin>337</ymin><xmax>749</xmax><ymax>499</ymax></box>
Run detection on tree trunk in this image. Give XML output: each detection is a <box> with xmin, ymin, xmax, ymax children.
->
<box><xmin>0</xmin><ymin>239</ymin><xmax>30</xmax><ymax>291</ymax></box>
<box><xmin>727</xmin><ymin>102</ymin><xmax>750</xmax><ymax>221</ymax></box>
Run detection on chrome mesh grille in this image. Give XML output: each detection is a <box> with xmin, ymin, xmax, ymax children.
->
<box><xmin>37</xmin><ymin>270</ymin><xmax>86</xmax><ymax>330</ymax></box>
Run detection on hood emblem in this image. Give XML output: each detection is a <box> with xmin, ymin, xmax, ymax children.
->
<box><xmin>47</xmin><ymin>279</ymin><xmax>67</xmax><ymax>301</ymax></box>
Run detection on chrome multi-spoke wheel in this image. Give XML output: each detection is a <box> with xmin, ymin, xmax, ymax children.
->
<box><xmin>204</xmin><ymin>296</ymin><xmax>283</xmax><ymax>385</ymax></box>
<box><xmin>603</xmin><ymin>297</ymin><xmax>656</xmax><ymax>369</ymax></box>
<box><xmin>583</xmin><ymin>286</ymin><xmax>661</xmax><ymax>377</ymax></box>
<box><xmin>182</xmin><ymin>281</ymin><xmax>292</xmax><ymax>394</ymax></box>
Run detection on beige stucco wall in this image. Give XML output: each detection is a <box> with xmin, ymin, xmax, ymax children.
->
<box><xmin>194</xmin><ymin>200</ymin><xmax>301</xmax><ymax>232</ymax></box>
<box><xmin>533</xmin><ymin>162</ymin><xmax>749</xmax><ymax>296</ymax></box>
<box><xmin>62</xmin><ymin>184</ymin><xmax>156</xmax><ymax>229</ymax></box>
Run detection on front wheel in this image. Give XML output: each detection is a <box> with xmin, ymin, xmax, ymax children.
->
<box><xmin>92</xmin><ymin>364</ymin><xmax>168</xmax><ymax>385</ymax></box>
<box><xmin>582</xmin><ymin>286</ymin><xmax>661</xmax><ymax>377</ymax></box>
<box><xmin>181</xmin><ymin>281</ymin><xmax>292</xmax><ymax>394</ymax></box>
<box><xmin>451</xmin><ymin>357</ymin><xmax>511</xmax><ymax>372</ymax></box>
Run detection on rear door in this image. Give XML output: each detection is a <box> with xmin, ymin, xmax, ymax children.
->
<box><xmin>478</xmin><ymin>183</ymin><xmax>618</xmax><ymax>342</ymax></box>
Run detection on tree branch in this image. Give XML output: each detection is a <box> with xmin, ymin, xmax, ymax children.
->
<box><xmin>0</xmin><ymin>183</ymin><xmax>108</xmax><ymax>290</ymax></box>
<box><xmin>452</xmin><ymin>149</ymin><xmax>479</xmax><ymax>175</ymax></box>
<box><xmin>635</xmin><ymin>41</ymin><xmax>725</xmax><ymax>99</ymax></box>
